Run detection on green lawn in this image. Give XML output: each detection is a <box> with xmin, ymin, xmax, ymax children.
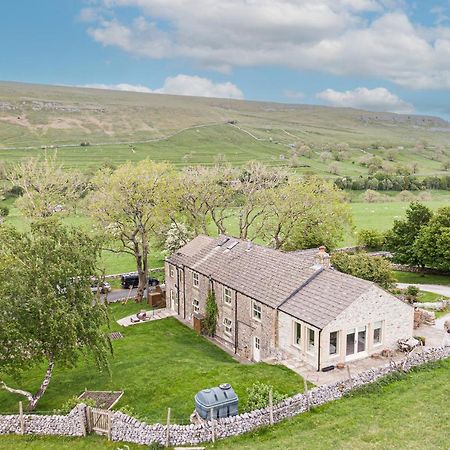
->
<box><xmin>0</xmin><ymin>307</ymin><xmax>303</xmax><ymax>423</ymax></box>
<box><xmin>0</xmin><ymin>434</ymin><xmax>145</xmax><ymax>450</ymax></box>
<box><xmin>393</xmin><ymin>271</ymin><xmax>450</xmax><ymax>286</ymax></box>
<box><xmin>210</xmin><ymin>359</ymin><xmax>450</xmax><ymax>450</ymax></box>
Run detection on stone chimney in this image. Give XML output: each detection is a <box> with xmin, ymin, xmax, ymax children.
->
<box><xmin>314</xmin><ymin>245</ymin><xmax>330</xmax><ymax>269</ymax></box>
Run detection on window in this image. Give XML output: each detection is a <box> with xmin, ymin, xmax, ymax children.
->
<box><xmin>293</xmin><ymin>322</ymin><xmax>301</xmax><ymax>346</ymax></box>
<box><xmin>223</xmin><ymin>318</ymin><xmax>233</xmax><ymax>335</ymax></box>
<box><xmin>193</xmin><ymin>272</ymin><xmax>199</xmax><ymax>288</ymax></box>
<box><xmin>169</xmin><ymin>266</ymin><xmax>175</xmax><ymax>278</ymax></box>
<box><xmin>223</xmin><ymin>287</ymin><xmax>232</xmax><ymax>305</ymax></box>
<box><xmin>307</xmin><ymin>328</ymin><xmax>315</xmax><ymax>353</ymax></box>
<box><xmin>254</xmin><ymin>336</ymin><xmax>261</xmax><ymax>349</ymax></box>
<box><xmin>329</xmin><ymin>331</ymin><xmax>339</xmax><ymax>356</ymax></box>
<box><xmin>252</xmin><ymin>301</ymin><xmax>262</xmax><ymax>321</ymax></box>
<box><xmin>192</xmin><ymin>298</ymin><xmax>200</xmax><ymax>314</ymax></box>
<box><xmin>373</xmin><ymin>321</ymin><xmax>383</xmax><ymax>345</ymax></box>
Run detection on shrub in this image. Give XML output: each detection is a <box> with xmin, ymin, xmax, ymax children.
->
<box><xmin>54</xmin><ymin>395</ymin><xmax>96</xmax><ymax>414</ymax></box>
<box><xmin>331</xmin><ymin>252</ymin><xmax>395</xmax><ymax>289</ymax></box>
<box><xmin>405</xmin><ymin>285</ymin><xmax>420</xmax><ymax>297</ymax></box>
<box><xmin>203</xmin><ymin>289</ymin><xmax>218</xmax><ymax>336</ymax></box>
<box><xmin>245</xmin><ymin>382</ymin><xmax>287</xmax><ymax>412</ymax></box>
<box><xmin>357</xmin><ymin>229</ymin><xmax>385</xmax><ymax>250</ymax></box>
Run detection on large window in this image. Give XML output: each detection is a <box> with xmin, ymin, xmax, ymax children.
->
<box><xmin>373</xmin><ymin>321</ymin><xmax>383</xmax><ymax>345</ymax></box>
<box><xmin>293</xmin><ymin>322</ymin><xmax>301</xmax><ymax>346</ymax></box>
<box><xmin>193</xmin><ymin>272</ymin><xmax>199</xmax><ymax>288</ymax></box>
<box><xmin>329</xmin><ymin>331</ymin><xmax>339</xmax><ymax>356</ymax></box>
<box><xmin>307</xmin><ymin>328</ymin><xmax>315</xmax><ymax>353</ymax></box>
<box><xmin>223</xmin><ymin>287</ymin><xmax>232</xmax><ymax>305</ymax></box>
<box><xmin>252</xmin><ymin>301</ymin><xmax>262</xmax><ymax>321</ymax></box>
<box><xmin>192</xmin><ymin>298</ymin><xmax>200</xmax><ymax>314</ymax></box>
<box><xmin>223</xmin><ymin>318</ymin><xmax>233</xmax><ymax>335</ymax></box>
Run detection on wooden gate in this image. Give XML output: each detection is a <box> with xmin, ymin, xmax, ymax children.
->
<box><xmin>86</xmin><ymin>406</ymin><xmax>112</xmax><ymax>439</ymax></box>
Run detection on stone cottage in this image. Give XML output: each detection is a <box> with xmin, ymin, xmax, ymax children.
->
<box><xmin>165</xmin><ymin>235</ymin><xmax>413</xmax><ymax>370</ymax></box>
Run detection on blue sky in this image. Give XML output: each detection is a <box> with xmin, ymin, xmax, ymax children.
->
<box><xmin>1</xmin><ymin>1</ymin><xmax>450</xmax><ymax>119</ymax></box>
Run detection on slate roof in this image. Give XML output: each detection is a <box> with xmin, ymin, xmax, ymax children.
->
<box><xmin>167</xmin><ymin>235</ymin><xmax>376</xmax><ymax>329</ymax></box>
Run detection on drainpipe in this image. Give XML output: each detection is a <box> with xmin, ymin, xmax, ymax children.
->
<box><xmin>234</xmin><ymin>290</ymin><xmax>238</xmax><ymax>354</ymax></box>
<box><xmin>176</xmin><ymin>268</ymin><xmax>181</xmax><ymax>315</ymax></box>
<box><xmin>317</xmin><ymin>329</ymin><xmax>322</xmax><ymax>372</ymax></box>
<box><xmin>183</xmin><ymin>265</ymin><xmax>186</xmax><ymax>320</ymax></box>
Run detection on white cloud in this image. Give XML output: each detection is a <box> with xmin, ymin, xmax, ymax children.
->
<box><xmin>81</xmin><ymin>83</ymin><xmax>153</xmax><ymax>93</ymax></box>
<box><xmin>79</xmin><ymin>75</ymin><xmax>244</xmax><ymax>99</ymax></box>
<box><xmin>317</xmin><ymin>87</ymin><xmax>414</xmax><ymax>114</ymax></box>
<box><xmin>84</xmin><ymin>1</ymin><xmax>450</xmax><ymax>89</ymax></box>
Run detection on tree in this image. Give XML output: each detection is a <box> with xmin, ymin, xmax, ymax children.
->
<box><xmin>262</xmin><ymin>176</ymin><xmax>352</xmax><ymax>251</ymax></box>
<box><xmin>384</xmin><ymin>202</ymin><xmax>433</xmax><ymax>266</ymax></box>
<box><xmin>331</xmin><ymin>252</ymin><xmax>394</xmax><ymax>289</ymax></box>
<box><xmin>87</xmin><ymin>160</ymin><xmax>177</xmax><ymax>302</ymax></box>
<box><xmin>164</xmin><ymin>222</ymin><xmax>193</xmax><ymax>255</ymax></box>
<box><xmin>414</xmin><ymin>207</ymin><xmax>450</xmax><ymax>271</ymax></box>
<box><xmin>357</xmin><ymin>229</ymin><xmax>385</xmax><ymax>250</ymax></box>
<box><xmin>0</xmin><ymin>219</ymin><xmax>111</xmax><ymax>411</ymax></box>
<box><xmin>203</xmin><ymin>289</ymin><xmax>218</xmax><ymax>336</ymax></box>
<box><xmin>6</xmin><ymin>152</ymin><xmax>86</xmax><ymax>218</ymax></box>
<box><xmin>177</xmin><ymin>165</ymin><xmax>235</xmax><ymax>236</ymax></box>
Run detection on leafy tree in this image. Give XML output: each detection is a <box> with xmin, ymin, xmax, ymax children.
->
<box><xmin>357</xmin><ymin>229</ymin><xmax>385</xmax><ymax>250</ymax></box>
<box><xmin>164</xmin><ymin>222</ymin><xmax>193</xmax><ymax>255</ymax></box>
<box><xmin>0</xmin><ymin>219</ymin><xmax>111</xmax><ymax>411</ymax></box>
<box><xmin>414</xmin><ymin>207</ymin><xmax>450</xmax><ymax>271</ymax></box>
<box><xmin>203</xmin><ymin>289</ymin><xmax>218</xmax><ymax>336</ymax></box>
<box><xmin>331</xmin><ymin>252</ymin><xmax>394</xmax><ymax>289</ymax></box>
<box><xmin>87</xmin><ymin>161</ymin><xmax>177</xmax><ymax>302</ymax></box>
<box><xmin>384</xmin><ymin>202</ymin><xmax>433</xmax><ymax>266</ymax></box>
<box><xmin>263</xmin><ymin>176</ymin><xmax>352</xmax><ymax>250</ymax></box>
<box><xmin>6</xmin><ymin>152</ymin><xmax>86</xmax><ymax>218</ymax></box>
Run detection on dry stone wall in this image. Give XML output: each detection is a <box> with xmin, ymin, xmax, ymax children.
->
<box><xmin>0</xmin><ymin>404</ymin><xmax>86</xmax><ymax>437</ymax></box>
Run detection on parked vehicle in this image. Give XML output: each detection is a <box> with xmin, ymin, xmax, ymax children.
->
<box><xmin>120</xmin><ymin>273</ymin><xmax>159</xmax><ymax>289</ymax></box>
<box><xmin>90</xmin><ymin>282</ymin><xmax>112</xmax><ymax>294</ymax></box>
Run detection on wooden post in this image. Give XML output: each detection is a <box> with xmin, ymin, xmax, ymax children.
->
<box><xmin>19</xmin><ymin>401</ymin><xmax>25</xmax><ymax>435</ymax></box>
<box><xmin>420</xmin><ymin>340</ymin><xmax>425</xmax><ymax>358</ymax></box>
<box><xmin>166</xmin><ymin>407</ymin><xmax>171</xmax><ymax>448</ymax></box>
<box><xmin>86</xmin><ymin>406</ymin><xmax>92</xmax><ymax>433</ymax></box>
<box><xmin>303</xmin><ymin>378</ymin><xmax>310</xmax><ymax>412</ymax></box>
<box><xmin>269</xmin><ymin>389</ymin><xmax>274</xmax><ymax>425</ymax></box>
<box><xmin>107</xmin><ymin>411</ymin><xmax>112</xmax><ymax>441</ymax></box>
<box><xmin>211</xmin><ymin>407</ymin><xmax>216</xmax><ymax>443</ymax></box>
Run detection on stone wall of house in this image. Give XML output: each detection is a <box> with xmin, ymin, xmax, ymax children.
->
<box><xmin>109</xmin><ymin>346</ymin><xmax>449</xmax><ymax>447</ymax></box>
<box><xmin>321</xmin><ymin>285</ymin><xmax>414</xmax><ymax>367</ymax></box>
<box><xmin>0</xmin><ymin>404</ymin><xmax>86</xmax><ymax>437</ymax></box>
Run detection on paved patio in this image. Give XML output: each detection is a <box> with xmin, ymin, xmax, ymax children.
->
<box><xmin>267</xmin><ymin>324</ymin><xmax>446</xmax><ymax>386</ymax></box>
<box><xmin>117</xmin><ymin>308</ymin><xmax>177</xmax><ymax>327</ymax></box>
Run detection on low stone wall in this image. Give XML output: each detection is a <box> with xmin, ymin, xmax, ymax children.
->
<box><xmin>391</xmin><ymin>264</ymin><xmax>450</xmax><ymax>276</ymax></box>
<box><xmin>0</xmin><ymin>404</ymin><xmax>86</xmax><ymax>436</ymax></box>
<box><xmin>111</xmin><ymin>346</ymin><xmax>450</xmax><ymax>447</ymax></box>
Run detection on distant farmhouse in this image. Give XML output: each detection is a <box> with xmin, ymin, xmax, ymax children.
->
<box><xmin>165</xmin><ymin>236</ymin><xmax>413</xmax><ymax>370</ymax></box>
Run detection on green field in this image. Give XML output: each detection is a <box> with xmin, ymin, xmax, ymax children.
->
<box><xmin>0</xmin><ymin>305</ymin><xmax>304</xmax><ymax>423</ymax></box>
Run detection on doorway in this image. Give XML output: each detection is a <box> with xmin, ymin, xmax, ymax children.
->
<box><xmin>253</xmin><ymin>336</ymin><xmax>261</xmax><ymax>362</ymax></box>
<box><xmin>345</xmin><ymin>326</ymin><xmax>367</xmax><ymax>360</ymax></box>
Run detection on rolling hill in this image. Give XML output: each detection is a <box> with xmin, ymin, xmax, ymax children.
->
<box><xmin>0</xmin><ymin>81</ymin><xmax>449</xmax><ymax>174</ymax></box>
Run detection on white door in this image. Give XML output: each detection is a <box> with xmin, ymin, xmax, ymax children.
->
<box><xmin>345</xmin><ymin>326</ymin><xmax>367</xmax><ymax>361</ymax></box>
<box><xmin>170</xmin><ymin>289</ymin><xmax>178</xmax><ymax>312</ymax></box>
<box><xmin>253</xmin><ymin>336</ymin><xmax>261</xmax><ymax>362</ymax></box>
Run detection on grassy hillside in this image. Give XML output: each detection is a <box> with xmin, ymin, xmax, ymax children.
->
<box><xmin>0</xmin><ymin>82</ymin><xmax>449</xmax><ymax>177</ymax></box>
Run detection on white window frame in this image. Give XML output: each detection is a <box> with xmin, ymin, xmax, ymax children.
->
<box><xmin>223</xmin><ymin>317</ymin><xmax>233</xmax><ymax>336</ymax></box>
<box><xmin>193</xmin><ymin>272</ymin><xmax>199</xmax><ymax>289</ymax></box>
<box><xmin>169</xmin><ymin>265</ymin><xmax>175</xmax><ymax>278</ymax></box>
<box><xmin>293</xmin><ymin>321</ymin><xmax>302</xmax><ymax>348</ymax></box>
<box><xmin>223</xmin><ymin>287</ymin><xmax>232</xmax><ymax>305</ymax></box>
<box><xmin>329</xmin><ymin>330</ymin><xmax>339</xmax><ymax>357</ymax></box>
<box><xmin>373</xmin><ymin>321</ymin><xmax>383</xmax><ymax>346</ymax></box>
<box><xmin>252</xmin><ymin>301</ymin><xmax>262</xmax><ymax>321</ymax></box>
<box><xmin>192</xmin><ymin>298</ymin><xmax>200</xmax><ymax>314</ymax></box>
<box><xmin>307</xmin><ymin>327</ymin><xmax>316</xmax><ymax>354</ymax></box>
